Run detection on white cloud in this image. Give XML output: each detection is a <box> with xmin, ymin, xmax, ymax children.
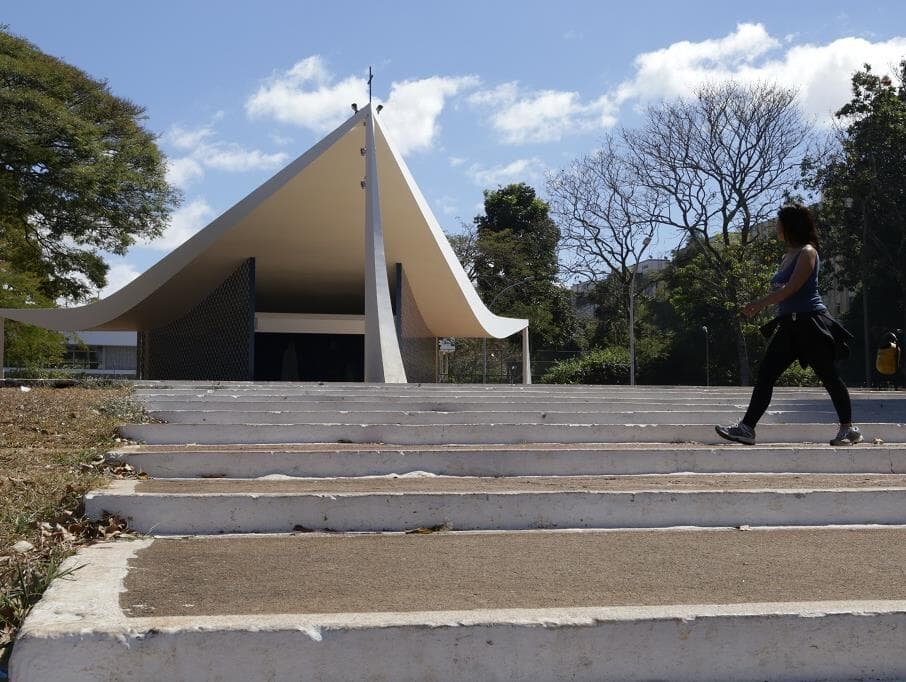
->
<box><xmin>143</xmin><ymin>198</ymin><xmax>215</xmax><ymax>252</ymax></box>
<box><xmin>469</xmin><ymin>24</ymin><xmax>906</xmax><ymax>143</ymax></box>
<box><xmin>269</xmin><ymin>132</ymin><xmax>295</xmax><ymax>146</ymax></box>
<box><xmin>613</xmin><ymin>23</ymin><xmax>906</xmax><ymax>123</ymax></box>
<box><xmin>194</xmin><ymin>144</ymin><xmax>288</xmax><ymax>172</ymax></box>
<box><xmin>166</xmin><ymin>125</ymin><xmax>215</xmax><ymax>150</ymax></box>
<box><xmin>166</xmin><ymin>157</ymin><xmax>204</xmax><ymax>189</ymax></box>
<box><xmin>98</xmin><ymin>263</ymin><xmax>142</xmax><ymax>298</ymax></box>
<box><xmin>466</xmin><ymin>157</ymin><xmax>544</xmax><ymax>186</ymax></box>
<box><xmin>469</xmin><ymin>82</ymin><xmax>617</xmax><ymax>144</ymax></box>
<box><xmin>434</xmin><ymin>195</ymin><xmax>459</xmax><ymax>216</ymax></box>
<box><xmin>246</xmin><ymin>56</ymin><xmax>366</xmax><ymax>132</ymax></box>
<box><xmin>448</xmin><ymin>156</ymin><xmax>466</xmax><ymax>167</ymax></box>
<box><xmin>246</xmin><ymin>55</ymin><xmax>479</xmax><ymax>154</ymax></box>
<box><xmin>378</xmin><ymin>75</ymin><xmax>479</xmax><ymax>155</ymax></box>
<box><xmin>162</xmin><ymin>122</ymin><xmax>289</xmax><ymax>187</ymax></box>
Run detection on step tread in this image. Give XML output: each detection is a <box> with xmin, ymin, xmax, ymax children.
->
<box><xmin>119</xmin><ymin>528</ymin><xmax>906</xmax><ymax>617</ymax></box>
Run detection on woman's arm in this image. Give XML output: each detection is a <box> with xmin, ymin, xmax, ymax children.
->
<box><xmin>742</xmin><ymin>246</ymin><xmax>817</xmax><ymax>318</ymax></box>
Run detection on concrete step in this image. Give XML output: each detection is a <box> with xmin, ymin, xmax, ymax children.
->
<box><xmin>111</xmin><ymin>442</ymin><xmax>906</xmax><ymax>478</ymax></box>
<box><xmin>117</xmin><ymin>421</ymin><xmax>906</xmax><ymax>445</ymax></box>
<box><xmin>148</xmin><ymin>408</ymin><xmax>894</xmax><ymax>425</ymax></box>
<box><xmin>139</xmin><ymin>395</ymin><xmax>906</xmax><ymax>412</ymax></box>
<box><xmin>132</xmin><ymin>385</ymin><xmax>894</xmax><ymax>399</ymax></box>
<box><xmin>85</xmin><ymin>474</ymin><xmax>906</xmax><ymax>533</ymax></box>
<box><xmin>13</xmin><ymin>528</ymin><xmax>906</xmax><ymax>681</ymax></box>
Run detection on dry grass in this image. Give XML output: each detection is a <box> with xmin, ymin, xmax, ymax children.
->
<box><xmin>0</xmin><ymin>385</ymin><xmax>143</xmax><ymax>666</ymax></box>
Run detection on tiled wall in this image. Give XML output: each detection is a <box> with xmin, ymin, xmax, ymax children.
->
<box><xmin>138</xmin><ymin>259</ymin><xmax>255</xmax><ymax>380</ymax></box>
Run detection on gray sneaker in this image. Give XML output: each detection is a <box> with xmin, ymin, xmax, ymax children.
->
<box><xmin>715</xmin><ymin>423</ymin><xmax>756</xmax><ymax>445</ymax></box>
<box><xmin>830</xmin><ymin>425</ymin><xmax>863</xmax><ymax>446</ymax></box>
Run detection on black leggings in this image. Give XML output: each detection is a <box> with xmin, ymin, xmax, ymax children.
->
<box><xmin>742</xmin><ymin>328</ymin><xmax>852</xmax><ymax>428</ymax></box>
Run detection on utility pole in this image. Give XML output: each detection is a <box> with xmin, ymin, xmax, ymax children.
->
<box><xmin>862</xmin><ymin>202</ymin><xmax>871</xmax><ymax>387</ymax></box>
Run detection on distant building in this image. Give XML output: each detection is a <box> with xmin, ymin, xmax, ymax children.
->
<box><xmin>62</xmin><ymin>332</ymin><xmax>137</xmax><ymax>377</ymax></box>
<box><xmin>570</xmin><ymin>258</ymin><xmax>670</xmax><ymax>319</ymax></box>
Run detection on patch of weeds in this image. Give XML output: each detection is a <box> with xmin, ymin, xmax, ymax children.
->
<box><xmin>0</xmin><ymin>546</ymin><xmax>82</xmax><ymax>657</ymax></box>
<box><xmin>0</xmin><ymin>386</ymin><xmax>143</xmax><ymax>664</ymax></box>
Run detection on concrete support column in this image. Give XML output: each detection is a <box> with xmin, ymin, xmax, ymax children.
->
<box><xmin>363</xmin><ymin>108</ymin><xmax>407</xmax><ymax>383</ymax></box>
<box><xmin>522</xmin><ymin>326</ymin><xmax>531</xmax><ymax>385</ymax></box>
<box><xmin>0</xmin><ymin>317</ymin><xmax>5</xmax><ymax>380</ymax></box>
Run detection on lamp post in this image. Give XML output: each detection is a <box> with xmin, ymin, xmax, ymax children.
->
<box><xmin>628</xmin><ymin>237</ymin><xmax>652</xmax><ymax>386</ymax></box>
<box><xmin>483</xmin><ymin>276</ymin><xmax>536</xmax><ymax>383</ymax></box>
<box><xmin>844</xmin><ymin>196</ymin><xmax>872</xmax><ymax>387</ymax></box>
<box><xmin>701</xmin><ymin>325</ymin><xmax>710</xmax><ymax>387</ymax></box>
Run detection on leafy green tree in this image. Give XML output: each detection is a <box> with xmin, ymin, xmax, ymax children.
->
<box><xmin>807</xmin><ymin>61</ymin><xmax>906</xmax><ymax>339</ymax></box>
<box><xmin>0</xmin><ymin>262</ymin><xmax>65</xmax><ymax>370</ymax></box>
<box><xmin>653</xmin><ymin>237</ymin><xmax>783</xmax><ymax>385</ymax></box>
<box><xmin>0</xmin><ymin>27</ymin><xmax>178</xmax><ymax>301</ymax></box>
<box><xmin>473</xmin><ymin>183</ymin><xmax>577</xmax><ymax>352</ymax></box>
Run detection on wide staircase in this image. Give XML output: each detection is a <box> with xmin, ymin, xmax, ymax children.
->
<box><xmin>11</xmin><ymin>382</ymin><xmax>906</xmax><ymax>681</ymax></box>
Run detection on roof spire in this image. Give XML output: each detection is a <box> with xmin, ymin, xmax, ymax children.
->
<box><xmin>368</xmin><ymin>66</ymin><xmax>373</xmax><ymax>104</ymax></box>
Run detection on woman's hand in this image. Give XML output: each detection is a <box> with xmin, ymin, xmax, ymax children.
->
<box><xmin>743</xmin><ymin>301</ymin><xmax>763</xmax><ymax>318</ymax></box>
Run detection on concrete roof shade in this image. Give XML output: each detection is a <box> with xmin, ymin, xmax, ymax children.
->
<box><xmin>0</xmin><ymin>107</ymin><xmax>527</xmax><ymax>339</ymax></box>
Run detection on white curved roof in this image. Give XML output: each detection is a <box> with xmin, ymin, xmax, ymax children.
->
<box><xmin>0</xmin><ymin>107</ymin><xmax>527</xmax><ymax>339</ymax></box>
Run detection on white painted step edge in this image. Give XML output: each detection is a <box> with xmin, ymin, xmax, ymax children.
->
<box><xmin>110</xmin><ymin>445</ymin><xmax>906</xmax><ymax>477</ymax></box>
<box><xmin>85</xmin><ymin>481</ymin><xmax>906</xmax><ymax>534</ymax></box>
<box><xmin>117</xmin><ymin>422</ymin><xmax>906</xmax><ymax>446</ymax></box>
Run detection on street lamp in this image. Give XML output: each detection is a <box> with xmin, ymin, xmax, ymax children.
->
<box><xmin>844</xmin><ymin>196</ymin><xmax>872</xmax><ymax>387</ymax></box>
<box><xmin>482</xmin><ymin>275</ymin><xmax>536</xmax><ymax>383</ymax></box>
<box><xmin>701</xmin><ymin>325</ymin><xmax>710</xmax><ymax>387</ymax></box>
<box><xmin>628</xmin><ymin>236</ymin><xmax>652</xmax><ymax>386</ymax></box>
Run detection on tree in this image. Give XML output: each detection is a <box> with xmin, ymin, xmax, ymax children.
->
<box><xmin>473</xmin><ymin>183</ymin><xmax>577</xmax><ymax>352</ymax></box>
<box><xmin>0</xmin><ymin>261</ymin><xmax>65</xmax><ymax>370</ymax></box>
<box><xmin>623</xmin><ymin>82</ymin><xmax>816</xmax><ymax>384</ymax></box>
<box><xmin>657</xmin><ymin>237</ymin><xmax>783</xmax><ymax>385</ymax></box>
<box><xmin>0</xmin><ymin>27</ymin><xmax>179</xmax><ymax>301</ymax></box>
<box><xmin>807</xmin><ymin>61</ymin><xmax>906</xmax><ymax>341</ymax></box>
<box><xmin>547</xmin><ymin>134</ymin><xmax>662</xmax><ymax>379</ymax></box>
<box><xmin>445</xmin><ymin>220</ymin><xmax>480</xmax><ymax>282</ymax></box>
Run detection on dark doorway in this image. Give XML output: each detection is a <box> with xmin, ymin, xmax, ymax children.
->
<box><xmin>254</xmin><ymin>333</ymin><xmax>364</xmax><ymax>381</ymax></box>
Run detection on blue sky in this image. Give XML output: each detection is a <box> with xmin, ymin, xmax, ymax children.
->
<box><xmin>5</xmin><ymin>1</ymin><xmax>906</xmax><ymax>297</ymax></box>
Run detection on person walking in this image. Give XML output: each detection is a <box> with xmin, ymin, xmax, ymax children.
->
<box><xmin>716</xmin><ymin>204</ymin><xmax>861</xmax><ymax>446</ymax></box>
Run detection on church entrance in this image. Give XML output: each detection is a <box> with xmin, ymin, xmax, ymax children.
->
<box><xmin>253</xmin><ymin>333</ymin><xmax>364</xmax><ymax>381</ymax></box>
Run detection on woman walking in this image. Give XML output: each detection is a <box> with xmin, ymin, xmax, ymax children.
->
<box><xmin>716</xmin><ymin>204</ymin><xmax>861</xmax><ymax>446</ymax></box>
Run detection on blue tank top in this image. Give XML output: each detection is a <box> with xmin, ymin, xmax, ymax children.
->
<box><xmin>772</xmin><ymin>249</ymin><xmax>826</xmax><ymax>315</ymax></box>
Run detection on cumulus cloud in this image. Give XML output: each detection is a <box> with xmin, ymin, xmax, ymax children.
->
<box><xmin>246</xmin><ymin>55</ymin><xmax>479</xmax><ymax>154</ymax></box>
<box><xmin>98</xmin><ymin>262</ymin><xmax>142</xmax><ymax>298</ymax></box>
<box><xmin>246</xmin><ymin>56</ymin><xmax>366</xmax><ymax>132</ymax></box>
<box><xmin>466</xmin><ymin>157</ymin><xmax>545</xmax><ymax>186</ymax></box>
<box><xmin>468</xmin><ymin>82</ymin><xmax>617</xmax><ymax>144</ymax></box>
<box><xmin>166</xmin><ymin>157</ymin><xmax>204</xmax><ymax>188</ymax></box>
<box><xmin>143</xmin><ymin>198</ymin><xmax>215</xmax><ymax>252</ymax></box>
<box><xmin>162</xmin><ymin>122</ymin><xmax>289</xmax><ymax>189</ymax></box>
<box><xmin>615</xmin><ymin>23</ymin><xmax>906</xmax><ymax>123</ymax></box>
<box><xmin>470</xmin><ymin>24</ymin><xmax>906</xmax><ymax>143</ymax></box>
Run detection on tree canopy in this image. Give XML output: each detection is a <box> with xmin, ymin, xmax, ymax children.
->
<box><xmin>473</xmin><ymin>183</ymin><xmax>577</xmax><ymax>351</ymax></box>
<box><xmin>0</xmin><ymin>27</ymin><xmax>178</xmax><ymax>302</ymax></box>
<box><xmin>808</xmin><ymin>61</ymin><xmax>906</xmax><ymax>336</ymax></box>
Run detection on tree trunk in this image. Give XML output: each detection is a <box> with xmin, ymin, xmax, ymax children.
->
<box><xmin>735</xmin><ymin>321</ymin><xmax>751</xmax><ymax>386</ymax></box>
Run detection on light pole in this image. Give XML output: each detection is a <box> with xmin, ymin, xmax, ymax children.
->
<box><xmin>628</xmin><ymin>237</ymin><xmax>652</xmax><ymax>386</ymax></box>
<box><xmin>845</xmin><ymin>196</ymin><xmax>872</xmax><ymax>387</ymax></box>
<box><xmin>482</xmin><ymin>276</ymin><xmax>536</xmax><ymax>383</ymax></box>
<box><xmin>701</xmin><ymin>325</ymin><xmax>710</xmax><ymax>387</ymax></box>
